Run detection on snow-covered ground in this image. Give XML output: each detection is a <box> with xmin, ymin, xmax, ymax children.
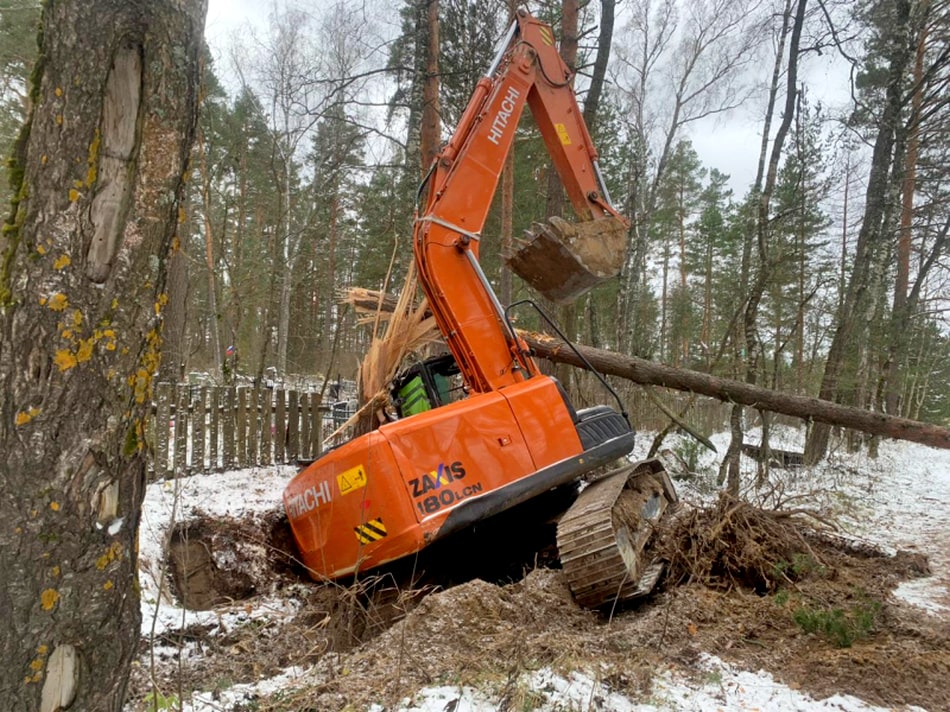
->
<box><xmin>134</xmin><ymin>431</ymin><xmax>950</xmax><ymax>711</ymax></box>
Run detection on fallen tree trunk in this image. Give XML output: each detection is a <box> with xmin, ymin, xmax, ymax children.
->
<box><xmin>523</xmin><ymin>333</ymin><xmax>950</xmax><ymax>451</ymax></box>
<box><xmin>342</xmin><ymin>289</ymin><xmax>950</xmax><ymax>451</ymax></box>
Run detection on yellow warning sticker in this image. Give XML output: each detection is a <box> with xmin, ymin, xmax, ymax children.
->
<box><xmin>354</xmin><ymin>518</ymin><xmax>388</xmax><ymax>544</ymax></box>
<box><xmin>555</xmin><ymin>123</ymin><xmax>572</xmax><ymax>146</ymax></box>
<box><xmin>337</xmin><ymin>464</ymin><xmax>368</xmax><ymax>496</ymax></box>
<box><xmin>540</xmin><ymin>26</ymin><xmax>555</xmax><ymax>46</ymax></box>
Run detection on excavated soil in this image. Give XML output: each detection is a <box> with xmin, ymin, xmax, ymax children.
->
<box><xmin>128</xmin><ymin>499</ymin><xmax>950</xmax><ymax>711</ymax></box>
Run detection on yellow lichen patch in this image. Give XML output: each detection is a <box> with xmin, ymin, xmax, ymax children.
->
<box><xmin>15</xmin><ymin>407</ymin><xmax>41</xmax><ymax>426</ymax></box>
<box><xmin>61</xmin><ymin>329</ymin><xmax>73</xmax><ymax>340</ymax></box>
<box><xmin>29</xmin><ymin>658</ymin><xmax>43</xmax><ymax>671</ymax></box>
<box><xmin>102</xmin><ymin>580</ymin><xmax>113</xmax><ymax>591</ymax></box>
<box><xmin>154</xmin><ymin>293</ymin><xmax>169</xmax><ymax>315</ymax></box>
<box><xmin>49</xmin><ymin>566</ymin><xmax>60</xmax><ymax>578</ymax></box>
<box><xmin>54</xmin><ymin>254</ymin><xmax>71</xmax><ymax>270</ymax></box>
<box><xmin>37</xmin><ymin>645</ymin><xmax>48</xmax><ymax>655</ymax></box>
<box><xmin>53</xmin><ymin>350</ymin><xmax>77</xmax><ymax>372</ymax></box>
<box><xmin>86</xmin><ymin>130</ymin><xmax>100</xmax><ymax>186</ymax></box>
<box><xmin>55</xmin><ymin>115</ymin><xmax>63</xmax><ymax>126</ymax></box>
<box><xmin>76</xmin><ymin>337</ymin><xmax>94</xmax><ymax>363</ymax></box>
<box><xmin>95</xmin><ymin>541</ymin><xmax>123</xmax><ymax>570</ymax></box>
<box><xmin>49</xmin><ymin>502</ymin><xmax>60</xmax><ymax>512</ymax></box>
<box><xmin>40</xmin><ymin>588</ymin><xmax>59</xmax><ymax>611</ymax></box>
<box><xmin>41</xmin><ymin>154</ymin><xmax>48</xmax><ymax>165</ymax></box>
<box><xmin>68</xmin><ymin>188</ymin><xmax>80</xmax><ymax>202</ymax></box>
<box><xmin>36</xmin><ymin>244</ymin><xmax>47</xmax><ymax>255</ymax></box>
<box><xmin>54</xmin><ymin>87</ymin><xmax>62</xmax><ymax>97</ymax></box>
<box><xmin>131</xmin><ymin>368</ymin><xmax>151</xmax><ymax>404</ymax></box>
<box><xmin>178</xmin><ymin>206</ymin><xmax>187</xmax><ymax>224</ymax></box>
<box><xmin>46</xmin><ymin>293</ymin><xmax>68</xmax><ymax>311</ymax></box>
<box><xmin>71</xmin><ymin>309</ymin><xmax>82</xmax><ymax>327</ymax></box>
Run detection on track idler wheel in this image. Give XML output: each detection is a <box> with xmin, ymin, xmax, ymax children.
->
<box><xmin>556</xmin><ymin>459</ymin><xmax>677</xmax><ymax>609</ymax></box>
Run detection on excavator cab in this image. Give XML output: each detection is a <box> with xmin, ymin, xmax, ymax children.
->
<box><xmin>392</xmin><ymin>354</ymin><xmax>463</xmax><ymax>417</ymax></box>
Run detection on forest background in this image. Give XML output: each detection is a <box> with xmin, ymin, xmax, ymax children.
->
<box><xmin>1</xmin><ymin>0</ymin><xmax>947</xmax><ymax>460</ymax></box>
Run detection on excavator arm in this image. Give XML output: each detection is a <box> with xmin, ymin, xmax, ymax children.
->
<box><xmin>413</xmin><ymin>9</ymin><xmax>628</xmax><ymax>396</ymax></box>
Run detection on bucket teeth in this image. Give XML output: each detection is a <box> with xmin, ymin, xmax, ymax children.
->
<box><xmin>505</xmin><ymin>216</ymin><xmax>627</xmax><ymax>304</ymax></box>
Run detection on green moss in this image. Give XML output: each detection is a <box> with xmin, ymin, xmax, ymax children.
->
<box><xmin>0</xmin><ymin>11</ymin><xmax>45</xmax><ymax>306</ymax></box>
<box><xmin>123</xmin><ymin>425</ymin><xmax>139</xmax><ymax>457</ymax></box>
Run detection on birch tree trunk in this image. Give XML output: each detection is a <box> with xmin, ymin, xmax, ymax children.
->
<box><xmin>0</xmin><ymin>1</ymin><xmax>205</xmax><ymax>709</ymax></box>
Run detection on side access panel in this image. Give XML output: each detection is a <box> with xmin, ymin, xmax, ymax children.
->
<box><xmin>284</xmin><ymin>431</ymin><xmax>423</xmax><ymax>580</ymax></box>
<box><xmin>380</xmin><ymin>382</ymin><xmax>580</xmax><ymax>539</ymax></box>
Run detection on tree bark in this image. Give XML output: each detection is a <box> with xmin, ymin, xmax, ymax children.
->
<box><xmin>420</xmin><ymin>0</ymin><xmax>441</xmax><ymax>175</ymax></box>
<box><xmin>0</xmin><ymin>1</ymin><xmax>205</xmax><ymax>709</ymax></box>
<box><xmin>522</xmin><ymin>334</ymin><xmax>950</xmax><ymax>451</ymax></box>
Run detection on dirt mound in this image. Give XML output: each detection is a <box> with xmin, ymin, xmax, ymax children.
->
<box><xmin>272</xmin><ymin>569</ymin><xmax>656</xmax><ymax>711</ymax></box>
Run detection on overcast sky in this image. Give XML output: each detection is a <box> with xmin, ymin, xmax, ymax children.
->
<box><xmin>203</xmin><ymin>0</ymin><xmax>854</xmax><ymax>201</ymax></box>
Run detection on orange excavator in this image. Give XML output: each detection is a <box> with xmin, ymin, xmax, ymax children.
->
<box><xmin>283</xmin><ymin>9</ymin><xmax>676</xmax><ymax>609</ymax></box>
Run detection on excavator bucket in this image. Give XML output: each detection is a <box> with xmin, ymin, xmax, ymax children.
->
<box><xmin>505</xmin><ymin>215</ymin><xmax>627</xmax><ymax>304</ymax></box>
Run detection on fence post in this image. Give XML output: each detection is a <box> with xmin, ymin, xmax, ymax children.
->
<box><xmin>287</xmin><ymin>390</ymin><xmax>299</xmax><ymax>464</ymax></box>
<box><xmin>274</xmin><ymin>388</ymin><xmax>286</xmax><ymax>464</ymax></box>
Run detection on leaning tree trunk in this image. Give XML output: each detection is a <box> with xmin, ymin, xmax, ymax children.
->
<box><xmin>0</xmin><ymin>1</ymin><xmax>205</xmax><ymax>710</ymax></box>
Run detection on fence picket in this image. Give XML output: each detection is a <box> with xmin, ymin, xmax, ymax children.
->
<box><xmin>274</xmin><ymin>389</ymin><xmax>286</xmax><ymax>464</ymax></box>
<box><xmin>153</xmin><ymin>383</ymin><xmax>172</xmax><ymax>479</ymax></box>
<box><xmin>193</xmin><ymin>386</ymin><xmax>206</xmax><ymax>472</ymax></box>
<box><xmin>208</xmin><ymin>387</ymin><xmax>220</xmax><ymax>470</ymax></box>
<box><xmin>287</xmin><ymin>390</ymin><xmax>299</xmax><ymax>464</ymax></box>
<box><xmin>174</xmin><ymin>386</ymin><xmax>189</xmax><ymax>475</ymax></box>
<box><xmin>236</xmin><ymin>388</ymin><xmax>247</xmax><ymax>466</ymax></box>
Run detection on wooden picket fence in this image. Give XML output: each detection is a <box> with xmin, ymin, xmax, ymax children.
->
<box><xmin>148</xmin><ymin>382</ymin><xmax>349</xmax><ymax>478</ymax></box>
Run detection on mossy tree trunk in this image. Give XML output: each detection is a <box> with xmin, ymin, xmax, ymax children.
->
<box><xmin>0</xmin><ymin>1</ymin><xmax>205</xmax><ymax>709</ymax></box>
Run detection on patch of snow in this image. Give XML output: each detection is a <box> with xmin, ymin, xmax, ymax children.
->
<box><xmin>368</xmin><ymin>658</ymin><xmax>921</xmax><ymax>712</ymax></box>
<box><xmin>177</xmin><ymin>666</ymin><xmax>309</xmax><ymax>712</ymax></box>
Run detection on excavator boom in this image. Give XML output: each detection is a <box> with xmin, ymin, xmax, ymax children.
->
<box><xmin>415</xmin><ymin>9</ymin><xmax>628</xmax><ymax>393</ymax></box>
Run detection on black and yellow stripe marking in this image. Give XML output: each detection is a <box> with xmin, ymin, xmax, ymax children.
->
<box><xmin>354</xmin><ymin>518</ymin><xmax>388</xmax><ymax>545</ymax></box>
<box><xmin>539</xmin><ymin>26</ymin><xmax>555</xmax><ymax>46</ymax></box>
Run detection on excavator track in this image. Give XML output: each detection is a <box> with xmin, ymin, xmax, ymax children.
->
<box><xmin>556</xmin><ymin>459</ymin><xmax>677</xmax><ymax>609</ymax></box>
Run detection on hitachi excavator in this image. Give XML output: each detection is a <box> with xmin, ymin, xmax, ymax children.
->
<box><xmin>283</xmin><ymin>9</ymin><xmax>677</xmax><ymax>609</ymax></box>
